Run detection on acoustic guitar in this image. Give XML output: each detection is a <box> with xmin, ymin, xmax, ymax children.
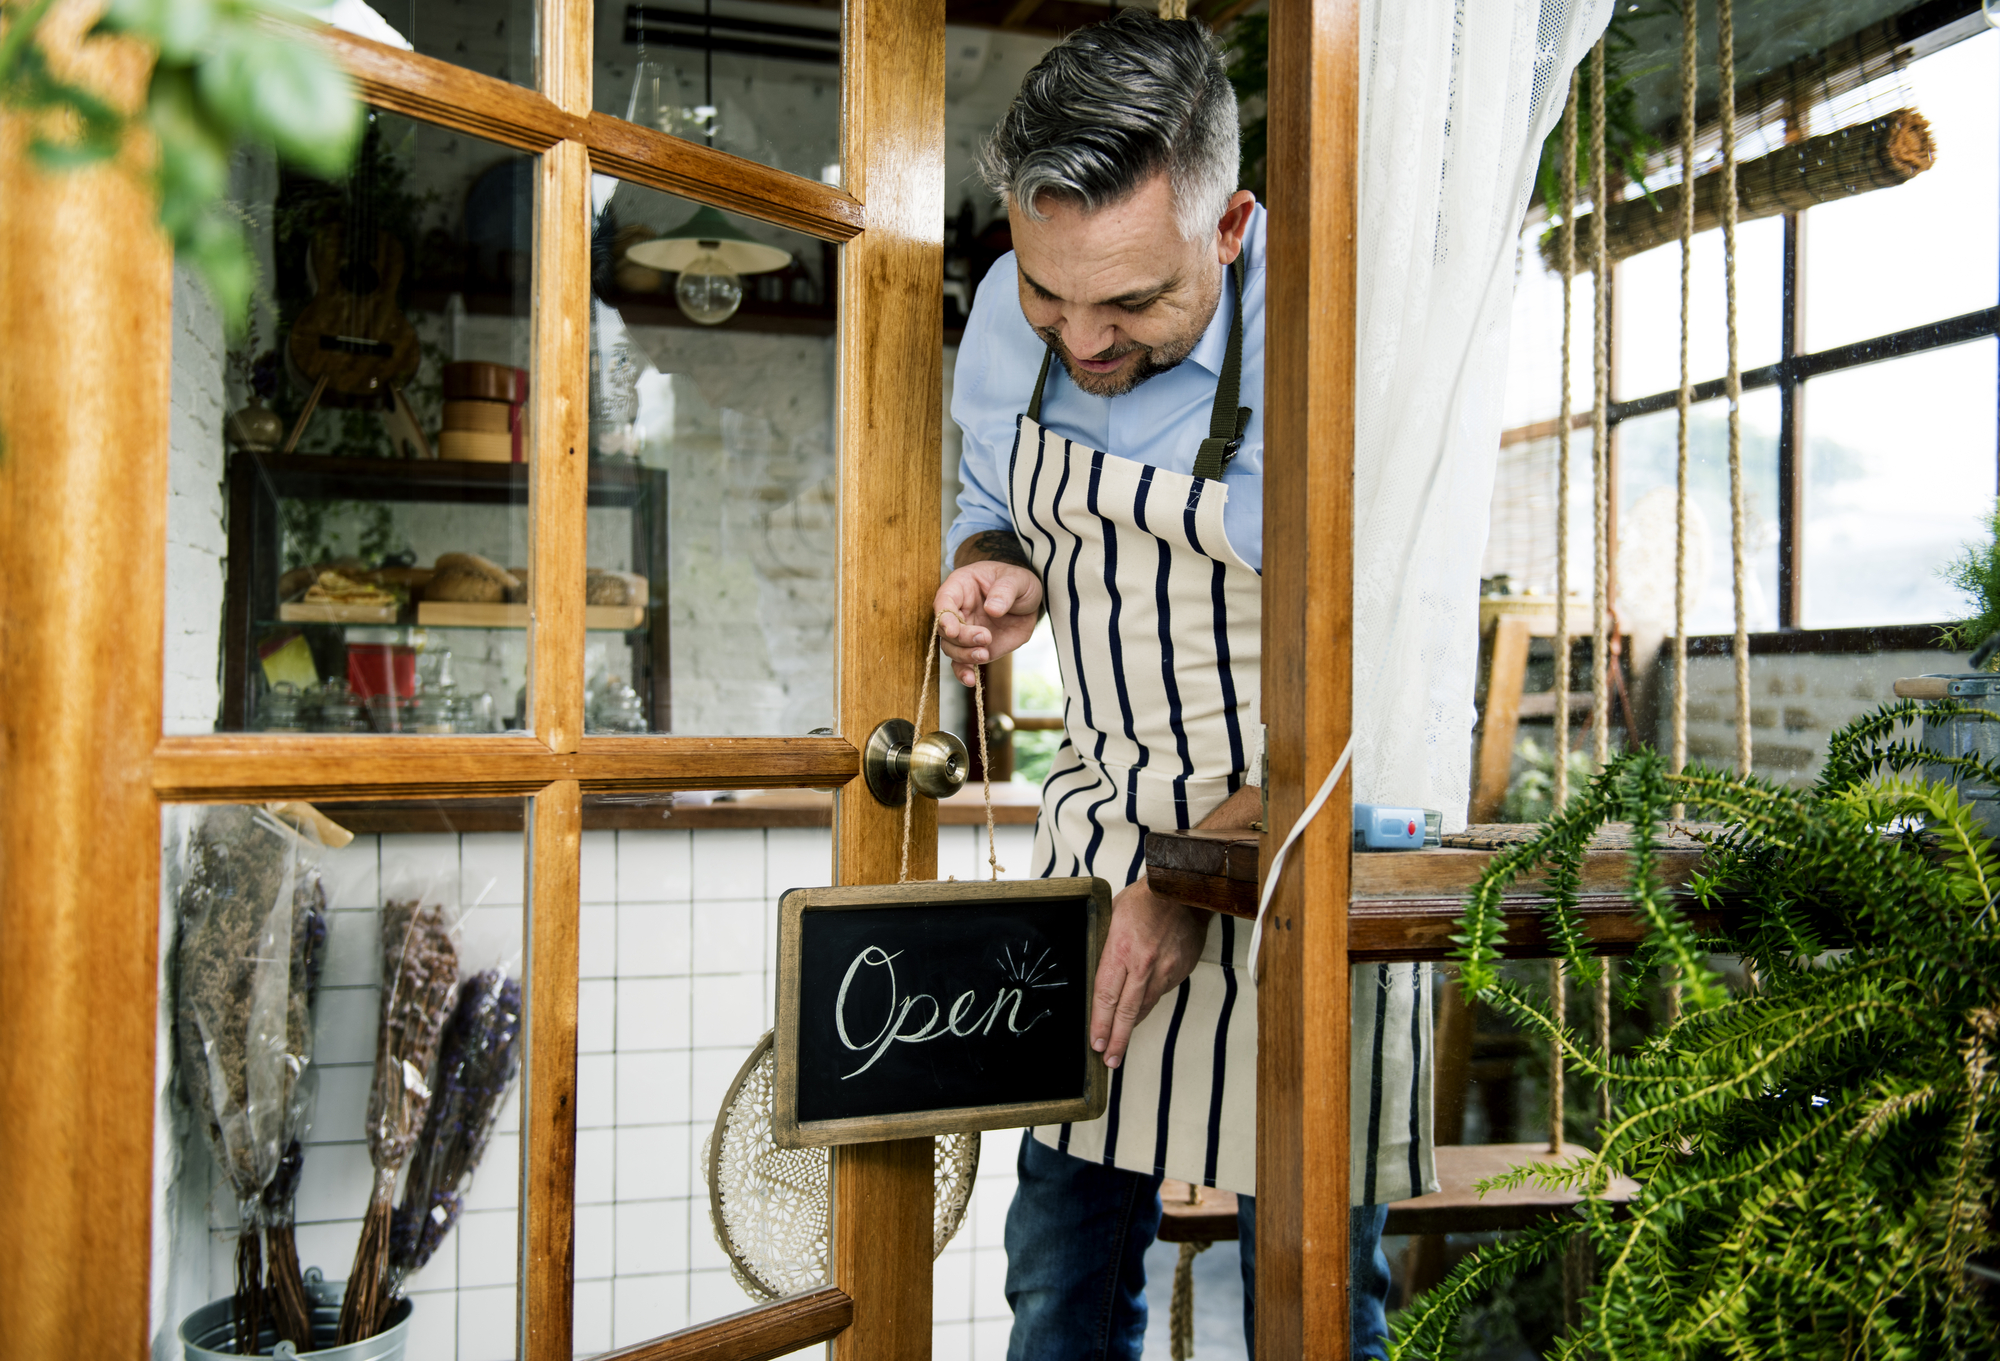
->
<box><xmin>280</xmin><ymin>143</ymin><xmax>430</xmax><ymax>458</ymax></box>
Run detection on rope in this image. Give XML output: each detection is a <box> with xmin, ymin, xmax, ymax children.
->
<box><xmin>1589</xmin><ymin>37</ymin><xmax>1611</xmax><ymax>772</ymax></box>
<box><xmin>1549</xmin><ymin>959</ymin><xmax>1565</xmax><ymax>1152</ymax></box>
<box><xmin>1597</xmin><ymin>961</ymin><xmax>1614</xmax><ymax>1125</ymax></box>
<box><xmin>969</xmin><ymin>645</ymin><xmax>1005</xmax><ymax>880</ymax></box>
<box><xmin>1719</xmin><ymin>0</ymin><xmax>1753</xmax><ymax>775</ymax></box>
<box><xmin>1674</xmin><ymin>0</ymin><xmax>1698</xmax><ymax>820</ymax></box>
<box><xmin>898</xmin><ymin>613</ymin><xmax>1004</xmax><ymax>885</ymax></box>
<box><xmin>1553</xmin><ymin>72</ymin><xmax>1579</xmax><ymax>812</ymax></box>
<box><xmin>1169</xmin><ymin>1239</ymin><xmax>1210</xmax><ymax>1358</ymax></box>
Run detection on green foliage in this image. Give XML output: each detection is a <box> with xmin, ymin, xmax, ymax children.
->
<box><xmin>0</xmin><ymin>0</ymin><xmax>360</xmax><ymax>333</ymax></box>
<box><xmin>1398</xmin><ymin>711</ymin><xmax>2000</xmax><ymax>1359</ymax></box>
<box><xmin>1939</xmin><ymin>501</ymin><xmax>2000</xmax><ymax>662</ymax></box>
<box><xmin>1220</xmin><ymin>13</ymin><xmax>1267</xmax><ymax>199</ymax></box>
<box><xmin>1502</xmin><ymin>735</ymin><xmax>1602</xmax><ymax>825</ymax></box>
<box><xmin>1532</xmin><ymin>8</ymin><xmax>1664</xmax><ymax>222</ymax></box>
<box><xmin>280</xmin><ymin>497</ymin><xmax>400</xmax><ymax>572</ymax></box>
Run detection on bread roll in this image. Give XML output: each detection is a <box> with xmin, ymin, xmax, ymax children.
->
<box><xmin>427</xmin><ymin>566</ymin><xmax>508</xmax><ymax>604</ymax></box>
<box><xmin>585</xmin><ymin>570</ymin><xmax>649</xmax><ymax>607</ymax></box>
<box><xmin>433</xmin><ymin>552</ymin><xmax>519</xmax><ymax>590</ymax></box>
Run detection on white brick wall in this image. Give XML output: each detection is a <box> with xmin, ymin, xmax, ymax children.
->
<box><xmin>1673</xmin><ymin>648</ymin><xmax>1948</xmax><ymax>785</ymax></box>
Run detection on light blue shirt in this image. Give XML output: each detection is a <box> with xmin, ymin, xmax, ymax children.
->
<box><xmin>946</xmin><ymin>204</ymin><xmax>1267</xmax><ymax>572</ymax></box>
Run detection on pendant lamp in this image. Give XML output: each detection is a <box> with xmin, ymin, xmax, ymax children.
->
<box><xmin>624</xmin><ymin>205</ymin><xmax>793</xmax><ymax>326</ymax></box>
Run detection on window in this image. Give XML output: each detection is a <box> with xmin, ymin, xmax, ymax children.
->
<box><xmin>1496</xmin><ymin>25</ymin><xmax>2000</xmax><ymax>636</ymax></box>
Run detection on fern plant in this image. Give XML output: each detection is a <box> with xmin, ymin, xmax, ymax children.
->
<box><xmin>1394</xmin><ymin>704</ymin><xmax>2000</xmax><ymax>1359</ymax></box>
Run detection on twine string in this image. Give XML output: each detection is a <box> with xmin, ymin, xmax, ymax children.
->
<box><xmin>1554</xmin><ymin>71</ymin><xmax>1578</xmax><ymax>812</ymax></box>
<box><xmin>898</xmin><ymin>612</ymin><xmax>1004</xmax><ymax>885</ymax></box>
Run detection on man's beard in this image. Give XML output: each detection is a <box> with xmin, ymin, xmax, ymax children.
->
<box><xmin>1037</xmin><ymin>320</ymin><xmax>1204</xmax><ymax>398</ymax></box>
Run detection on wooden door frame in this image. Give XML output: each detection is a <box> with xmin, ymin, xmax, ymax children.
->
<box><xmin>0</xmin><ymin>0</ymin><xmax>945</xmax><ymax>1355</ymax></box>
<box><xmin>1258</xmin><ymin>0</ymin><xmax>1361</xmax><ymax>1355</ymax></box>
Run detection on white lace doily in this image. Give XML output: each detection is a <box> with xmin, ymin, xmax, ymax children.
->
<box><xmin>703</xmin><ymin>1030</ymin><xmax>979</xmax><ymax>1300</ymax></box>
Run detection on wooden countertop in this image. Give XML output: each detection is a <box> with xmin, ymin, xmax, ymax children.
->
<box><xmin>1145</xmin><ymin>825</ymin><xmax>1722</xmax><ymax>961</ymax></box>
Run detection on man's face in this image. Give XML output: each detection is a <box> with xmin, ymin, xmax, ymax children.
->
<box><xmin>1010</xmin><ymin>175</ymin><xmax>1256</xmax><ymax>398</ymax></box>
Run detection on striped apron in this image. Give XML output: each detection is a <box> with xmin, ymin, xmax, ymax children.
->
<box><xmin>1009</xmin><ymin>260</ymin><xmax>1434</xmax><ymax>1202</ymax></box>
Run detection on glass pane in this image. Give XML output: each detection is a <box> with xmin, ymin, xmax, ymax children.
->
<box><xmin>594</xmin><ymin>2</ymin><xmax>843</xmax><ymax>186</ymax></box>
<box><xmin>1800</xmin><ymin>338</ymin><xmax>1999</xmax><ymax>629</ymax></box>
<box><xmin>1614</xmin><ymin>388</ymin><xmax>1783</xmax><ymax>636</ymax></box>
<box><xmin>1615</xmin><ymin>215</ymin><xmax>1783</xmax><ymax>402</ymax></box>
<box><xmin>583</xmin><ymin>178</ymin><xmax>838</xmax><ymax>734</ymax></box>
<box><xmin>151</xmin><ymin>801</ymin><xmax>526</xmax><ymax>1361</ymax></box>
<box><xmin>1804</xmin><ymin>30</ymin><xmax>1999</xmax><ymax>353</ymax></box>
<box><xmin>321</xmin><ymin>0</ymin><xmax>536</xmax><ymax>89</ymax></box>
<box><xmin>1499</xmin><ymin>223</ymin><xmax>1598</xmax><ymax>432</ymax></box>
<box><xmin>166</xmin><ymin>110</ymin><xmax>538</xmax><ymax>735</ymax></box>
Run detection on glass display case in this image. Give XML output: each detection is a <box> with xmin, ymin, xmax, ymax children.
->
<box><xmin>221</xmin><ymin>453</ymin><xmax>669</xmax><ymax>734</ymax></box>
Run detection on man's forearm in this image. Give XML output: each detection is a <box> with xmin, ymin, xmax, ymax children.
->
<box><xmin>1195</xmin><ymin>783</ymin><xmax>1262</xmax><ymax>831</ymax></box>
<box><xmin>954</xmin><ymin>528</ymin><xmax>1034</xmax><ymax>571</ymax></box>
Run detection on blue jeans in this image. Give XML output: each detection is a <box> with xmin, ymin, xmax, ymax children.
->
<box><xmin>1003</xmin><ymin>1132</ymin><xmax>1394</xmax><ymax>1360</ymax></box>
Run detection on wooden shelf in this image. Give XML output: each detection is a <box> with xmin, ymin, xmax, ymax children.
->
<box><xmin>1144</xmin><ymin>825</ymin><xmax>1725</xmax><ymax>960</ymax></box>
<box><xmin>416</xmin><ymin>601</ymin><xmax>646</xmax><ymax>630</ymax></box>
<box><xmin>278</xmin><ymin>601</ymin><xmax>398</xmax><ymax>624</ymax></box>
<box><xmin>316</xmin><ymin>781</ymin><xmax>1043</xmax><ymax>834</ymax></box>
<box><xmin>1158</xmin><ymin>1143</ymin><xmax>1638</xmax><ymax>1241</ymax></box>
<box><xmin>234</xmin><ymin>451</ymin><xmax>658</xmax><ymax>507</ymax></box>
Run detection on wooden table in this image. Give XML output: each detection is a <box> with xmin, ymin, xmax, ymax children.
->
<box><xmin>1144</xmin><ymin>825</ymin><xmax>1722</xmax><ymax>960</ymax></box>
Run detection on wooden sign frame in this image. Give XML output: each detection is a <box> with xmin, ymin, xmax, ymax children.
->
<box><xmin>773</xmin><ymin>876</ymin><xmax>1113</xmax><ymax>1148</ymax></box>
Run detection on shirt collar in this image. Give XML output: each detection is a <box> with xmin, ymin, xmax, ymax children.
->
<box><xmin>1183</xmin><ymin>233</ymin><xmax>1250</xmax><ymax>379</ymax></box>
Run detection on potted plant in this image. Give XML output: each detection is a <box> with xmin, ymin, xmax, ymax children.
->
<box><xmin>1392</xmin><ymin>703</ymin><xmax>2000</xmax><ymax>1358</ymax></box>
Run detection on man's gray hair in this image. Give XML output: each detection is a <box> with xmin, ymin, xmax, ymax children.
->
<box><xmin>977</xmin><ymin>11</ymin><xmax>1240</xmax><ymax>240</ymax></box>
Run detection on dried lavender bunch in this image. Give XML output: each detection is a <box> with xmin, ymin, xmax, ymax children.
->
<box><xmin>390</xmin><ymin>970</ymin><xmax>524</xmax><ymax>1290</ymax></box>
<box><xmin>173</xmin><ymin>806</ymin><xmax>309</xmax><ymax>1354</ymax></box>
<box><xmin>338</xmin><ymin>897</ymin><xmax>458</xmax><ymax>1344</ymax></box>
<box><xmin>265</xmin><ymin>869</ymin><xmax>329</xmax><ymax>1349</ymax></box>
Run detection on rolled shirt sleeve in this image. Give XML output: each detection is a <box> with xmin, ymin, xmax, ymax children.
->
<box><xmin>946</xmin><ymin>262</ymin><xmax>1033</xmax><ymax>565</ymax></box>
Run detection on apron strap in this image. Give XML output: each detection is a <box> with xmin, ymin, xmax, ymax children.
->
<box><xmin>1028</xmin><ymin>341</ymin><xmax>1054</xmax><ymax>425</ymax></box>
<box><xmin>1191</xmin><ymin>252</ymin><xmax>1250</xmax><ymax>481</ymax></box>
<box><xmin>1026</xmin><ymin>245</ymin><xmax>1252</xmax><ymax>480</ymax></box>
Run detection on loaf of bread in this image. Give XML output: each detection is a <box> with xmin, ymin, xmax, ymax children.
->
<box><xmin>427</xmin><ymin>567</ymin><xmax>506</xmax><ymax>603</ymax></box>
<box><xmin>585</xmin><ymin>570</ymin><xmax>649</xmax><ymax>607</ymax></box>
<box><xmin>427</xmin><ymin>552</ymin><xmax>520</xmax><ymax>603</ymax></box>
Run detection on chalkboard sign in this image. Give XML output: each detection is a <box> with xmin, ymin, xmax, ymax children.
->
<box><xmin>772</xmin><ymin>877</ymin><xmax>1112</xmax><ymax>1148</ymax></box>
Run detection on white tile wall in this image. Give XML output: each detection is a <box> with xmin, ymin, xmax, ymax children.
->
<box><xmin>159</xmin><ymin>822</ymin><xmax>1043</xmax><ymax>1360</ymax></box>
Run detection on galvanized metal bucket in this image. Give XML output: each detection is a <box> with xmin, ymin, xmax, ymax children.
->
<box><xmin>1917</xmin><ymin>674</ymin><xmax>2000</xmax><ymax>839</ymax></box>
<box><xmin>180</xmin><ymin>1269</ymin><xmax>413</xmax><ymax>1360</ymax></box>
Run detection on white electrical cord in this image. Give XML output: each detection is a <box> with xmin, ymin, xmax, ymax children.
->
<box><xmin>1247</xmin><ymin>734</ymin><xmax>1356</xmax><ymax>982</ymax></box>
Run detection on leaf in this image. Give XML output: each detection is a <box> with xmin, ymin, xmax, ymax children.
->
<box><xmin>195</xmin><ymin>21</ymin><xmax>360</xmax><ymax>179</ymax></box>
<box><xmin>93</xmin><ymin>0</ymin><xmax>220</xmax><ymax>63</ymax></box>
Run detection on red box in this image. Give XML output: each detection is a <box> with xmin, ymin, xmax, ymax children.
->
<box><xmin>346</xmin><ymin>643</ymin><xmax>416</xmax><ymax>700</ymax></box>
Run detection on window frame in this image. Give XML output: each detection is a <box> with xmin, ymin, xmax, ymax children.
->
<box><xmin>129</xmin><ymin>4</ymin><xmax>945</xmax><ymax>1360</ymax></box>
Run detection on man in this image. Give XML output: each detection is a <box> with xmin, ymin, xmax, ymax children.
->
<box><xmin>934</xmin><ymin>13</ymin><xmax>1429</xmax><ymax>1360</ymax></box>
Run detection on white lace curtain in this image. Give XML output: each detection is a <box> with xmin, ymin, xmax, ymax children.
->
<box><xmin>1352</xmin><ymin>0</ymin><xmax>1613</xmax><ymax>827</ymax></box>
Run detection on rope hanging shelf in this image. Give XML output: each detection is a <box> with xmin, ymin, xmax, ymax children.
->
<box><xmin>1540</xmin><ymin>108</ymin><xmax>1936</xmax><ymax>274</ymax></box>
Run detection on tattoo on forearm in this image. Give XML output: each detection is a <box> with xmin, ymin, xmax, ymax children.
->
<box><xmin>962</xmin><ymin>530</ymin><xmax>1034</xmax><ymax>571</ymax></box>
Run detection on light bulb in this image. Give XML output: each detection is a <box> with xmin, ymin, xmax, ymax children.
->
<box><xmin>674</xmin><ymin>247</ymin><xmax>743</xmax><ymax>326</ymax></box>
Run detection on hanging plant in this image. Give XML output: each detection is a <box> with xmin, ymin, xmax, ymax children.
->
<box><xmin>1392</xmin><ymin>704</ymin><xmax>2000</xmax><ymax>1358</ymax></box>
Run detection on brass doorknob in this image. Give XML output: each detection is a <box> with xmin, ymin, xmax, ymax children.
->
<box><xmin>863</xmin><ymin>718</ymin><xmax>970</xmax><ymax>806</ymax></box>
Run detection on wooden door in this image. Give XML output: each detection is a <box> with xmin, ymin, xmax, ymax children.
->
<box><xmin>0</xmin><ymin>0</ymin><xmax>945</xmax><ymax>1357</ymax></box>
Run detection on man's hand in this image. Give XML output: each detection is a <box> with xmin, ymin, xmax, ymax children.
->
<box><xmin>1085</xmin><ymin>788</ymin><xmax>1257</xmax><ymax>1067</ymax></box>
<box><xmin>936</xmin><ymin>531</ymin><xmax>1043</xmax><ymax>686</ymax></box>
<box><xmin>1089</xmin><ymin>874</ymin><xmax>1209</xmax><ymax>1069</ymax></box>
